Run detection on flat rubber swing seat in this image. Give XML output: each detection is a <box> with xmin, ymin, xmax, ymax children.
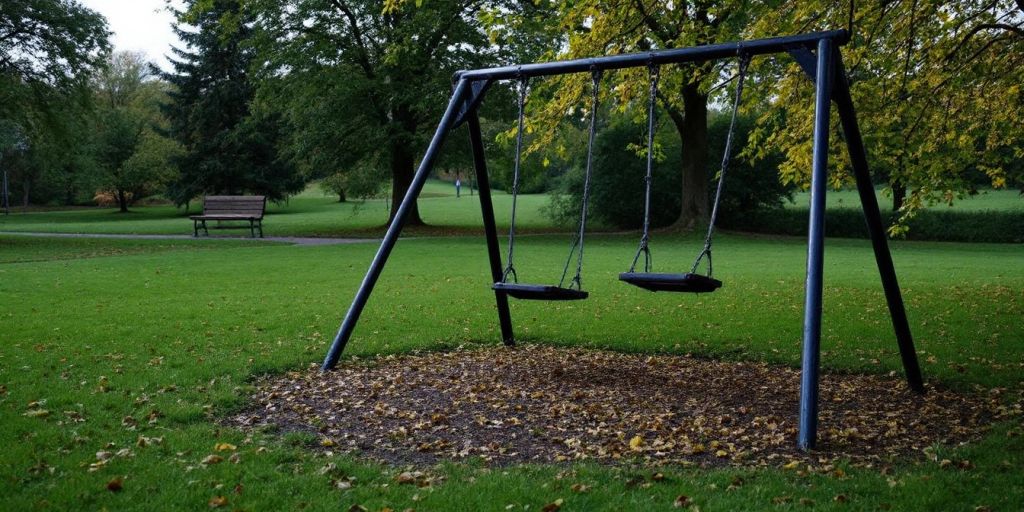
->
<box><xmin>618</xmin><ymin>272</ymin><xmax>722</xmax><ymax>293</ymax></box>
<box><xmin>492</xmin><ymin>282</ymin><xmax>589</xmax><ymax>301</ymax></box>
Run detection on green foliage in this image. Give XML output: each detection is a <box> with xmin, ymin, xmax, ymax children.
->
<box><xmin>0</xmin><ymin>0</ymin><xmax>110</xmax><ymax>91</ymax></box>
<box><xmin>747</xmin><ymin>0</ymin><xmax>1024</xmax><ymax>229</ymax></box>
<box><xmin>731</xmin><ymin>207</ymin><xmax>1024</xmax><ymax>244</ymax></box>
<box><xmin>319</xmin><ymin>161</ymin><xmax>387</xmax><ymax>203</ymax></box>
<box><xmin>551</xmin><ymin>116</ymin><xmax>682</xmax><ymax>229</ymax></box>
<box><xmin>246</xmin><ymin>0</ymin><xmax>529</xmax><ymax>223</ymax></box>
<box><xmin>551</xmin><ymin>111</ymin><xmax>793</xmax><ymax>230</ymax></box>
<box><xmin>159</xmin><ymin>0</ymin><xmax>303</xmax><ymax>206</ymax></box>
<box><xmin>90</xmin><ymin>52</ymin><xmax>180</xmax><ymax>212</ymax></box>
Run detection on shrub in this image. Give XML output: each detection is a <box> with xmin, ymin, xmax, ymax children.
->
<box><xmin>721</xmin><ymin>206</ymin><xmax>1024</xmax><ymax>243</ymax></box>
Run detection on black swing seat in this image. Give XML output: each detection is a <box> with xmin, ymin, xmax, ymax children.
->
<box><xmin>618</xmin><ymin>272</ymin><xmax>722</xmax><ymax>293</ymax></box>
<box><xmin>492</xmin><ymin>282</ymin><xmax>589</xmax><ymax>301</ymax></box>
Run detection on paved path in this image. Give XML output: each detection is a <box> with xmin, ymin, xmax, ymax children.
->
<box><xmin>0</xmin><ymin>231</ymin><xmax>375</xmax><ymax>246</ymax></box>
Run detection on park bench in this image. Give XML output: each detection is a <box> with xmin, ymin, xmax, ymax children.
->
<box><xmin>190</xmin><ymin>195</ymin><xmax>266</xmax><ymax>238</ymax></box>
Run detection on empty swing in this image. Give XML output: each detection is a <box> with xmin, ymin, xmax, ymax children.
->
<box><xmin>619</xmin><ymin>55</ymin><xmax>751</xmax><ymax>293</ymax></box>
<box><xmin>493</xmin><ymin>70</ymin><xmax>603</xmax><ymax>301</ymax></box>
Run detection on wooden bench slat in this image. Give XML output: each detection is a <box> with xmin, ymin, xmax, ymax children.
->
<box><xmin>191</xmin><ymin>195</ymin><xmax>267</xmax><ymax>238</ymax></box>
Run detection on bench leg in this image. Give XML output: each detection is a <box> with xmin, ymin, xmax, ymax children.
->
<box><xmin>193</xmin><ymin>220</ymin><xmax>198</xmax><ymax>237</ymax></box>
<box><xmin>202</xmin><ymin>220</ymin><xmax>209</xmax><ymax>236</ymax></box>
<box><xmin>257</xmin><ymin>220</ymin><xmax>263</xmax><ymax>238</ymax></box>
<box><xmin>249</xmin><ymin>220</ymin><xmax>255</xmax><ymax>238</ymax></box>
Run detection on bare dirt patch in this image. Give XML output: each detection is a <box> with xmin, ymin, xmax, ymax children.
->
<box><xmin>228</xmin><ymin>345</ymin><xmax>1013</xmax><ymax>468</ymax></box>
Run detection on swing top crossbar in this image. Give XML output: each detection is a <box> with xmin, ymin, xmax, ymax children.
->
<box><xmin>455</xmin><ymin>30</ymin><xmax>848</xmax><ymax>83</ymax></box>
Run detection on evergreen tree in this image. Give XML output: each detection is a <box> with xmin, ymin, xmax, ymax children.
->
<box><xmin>158</xmin><ymin>0</ymin><xmax>303</xmax><ymax>206</ymax></box>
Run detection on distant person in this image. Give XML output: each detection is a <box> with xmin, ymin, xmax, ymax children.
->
<box><xmin>455</xmin><ymin>177</ymin><xmax>462</xmax><ymax>198</ymax></box>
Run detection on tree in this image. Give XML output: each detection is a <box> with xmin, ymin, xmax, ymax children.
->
<box><xmin>511</xmin><ymin>0</ymin><xmax>760</xmax><ymax>229</ymax></box>
<box><xmin>159</xmin><ymin>0</ymin><xmax>303</xmax><ymax>207</ymax></box>
<box><xmin>746</xmin><ymin>0</ymin><xmax>1024</xmax><ymax>230</ymax></box>
<box><xmin>90</xmin><ymin>52</ymin><xmax>178</xmax><ymax>212</ymax></box>
<box><xmin>0</xmin><ymin>0</ymin><xmax>110</xmax><ymax>91</ymax></box>
<box><xmin>246</xmin><ymin>0</ymin><xmax>521</xmax><ymax>225</ymax></box>
<box><xmin>0</xmin><ymin>0</ymin><xmax>110</xmax><ymax>207</ymax></box>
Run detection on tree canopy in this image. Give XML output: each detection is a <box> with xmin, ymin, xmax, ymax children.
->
<box><xmin>746</xmin><ymin>0</ymin><xmax>1023</xmax><ymax>230</ymax></box>
<box><xmin>245</xmin><ymin>0</ymin><xmax>529</xmax><ymax>224</ymax></box>
<box><xmin>0</xmin><ymin>0</ymin><xmax>110</xmax><ymax>91</ymax></box>
<box><xmin>159</xmin><ymin>0</ymin><xmax>303</xmax><ymax>206</ymax></box>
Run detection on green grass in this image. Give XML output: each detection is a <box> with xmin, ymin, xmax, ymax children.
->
<box><xmin>0</xmin><ymin>180</ymin><xmax>559</xmax><ymax>237</ymax></box>
<box><xmin>0</xmin><ymin>234</ymin><xmax>272</xmax><ymax>264</ymax></box>
<box><xmin>788</xmin><ymin>187</ymin><xmax>1023</xmax><ymax>212</ymax></box>
<box><xmin>1</xmin><ymin>232</ymin><xmax>1022</xmax><ymax>510</ymax></box>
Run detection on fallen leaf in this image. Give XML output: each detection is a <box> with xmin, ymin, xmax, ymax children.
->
<box><xmin>208</xmin><ymin>496</ymin><xmax>228</xmax><ymax>508</ymax></box>
<box><xmin>201</xmin><ymin>455</ymin><xmax>224</xmax><ymax>465</ymax></box>
<box><xmin>541</xmin><ymin>498</ymin><xmax>564</xmax><ymax>512</ymax></box>
<box><xmin>673</xmin><ymin>495</ymin><xmax>692</xmax><ymax>508</ymax></box>
<box><xmin>106</xmin><ymin>477</ymin><xmax>124</xmax><ymax>492</ymax></box>
<box><xmin>395</xmin><ymin>472</ymin><xmax>418</xmax><ymax>484</ymax></box>
<box><xmin>214</xmin><ymin>443</ymin><xmax>237</xmax><ymax>452</ymax></box>
<box><xmin>629</xmin><ymin>435</ymin><xmax>644</xmax><ymax>451</ymax></box>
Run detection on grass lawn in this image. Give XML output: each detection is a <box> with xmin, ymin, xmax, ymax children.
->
<box><xmin>1</xmin><ymin>229</ymin><xmax>1022</xmax><ymax>510</ymax></box>
<box><xmin>788</xmin><ymin>187</ymin><xmax>1023</xmax><ymax>212</ymax></box>
<box><xmin>0</xmin><ymin>181</ymin><xmax>561</xmax><ymax>237</ymax></box>
<box><xmin>4</xmin><ymin>181</ymin><xmax>1017</xmax><ymax>239</ymax></box>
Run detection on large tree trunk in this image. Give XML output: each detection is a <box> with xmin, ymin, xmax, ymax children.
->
<box><xmin>117</xmin><ymin>189</ymin><xmax>129</xmax><ymax>213</ymax></box>
<box><xmin>389</xmin><ymin>140</ymin><xmax>423</xmax><ymax>226</ymax></box>
<box><xmin>891</xmin><ymin>180</ymin><xmax>906</xmax><ymax>212</ymax></box>
<box><xmin>389</xmin><ymin>103</ymin><xmax>423</xmax><ymax>226</ymax></box>
<box><xmin>666</xmin><ymin>83</ymin><xmax>711</xmax><ymax>230</ymax></box>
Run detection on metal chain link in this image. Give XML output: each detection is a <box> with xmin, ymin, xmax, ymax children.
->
<box><xmin>560</xmin><ymin>69</ymin><xmax>602</xmax><ymax>290</ymax></box>
<box><xmin>691</xmin><ymin>53</ymin><xmax>751</xmax><ymax>277</ymax></box>
<box><xmin>628</xmin><ymin>63</ymin><xmax>661</xmax><ymax>273</ymax></box>
<box><xmin>501</xmin><ymin>74</ymin><xmax>528</xmax><ymax>283</ymax></box>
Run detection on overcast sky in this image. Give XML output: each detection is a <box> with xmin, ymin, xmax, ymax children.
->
<box><xmin>79</xmin><ymin>0</ymin><xmax>183</xmax><ymax>71</ymax></box>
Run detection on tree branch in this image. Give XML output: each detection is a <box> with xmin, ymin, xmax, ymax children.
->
<box><xmin>945</xmin><ymin>22</ymin><xmax>1024</xmax><ymax>61</ymax></box>
<box><xmin>327</xmin><ymin>0</ymin><xmax>376</xmax><ymax>78</ymax></box>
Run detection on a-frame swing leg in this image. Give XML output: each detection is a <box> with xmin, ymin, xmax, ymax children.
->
<box><xmin>321</xmin><ymin>79</ymin><xmax>472</xmax><ymax>371</ymax></box>
<box><xmin>797</xmin><ymin>38</ymin><xmax>834</xmax><ymax>451</ymax></box>
<box><xmin>833</xmin><ymin>54</ymin><xmax>925</xmax><ymax>394</ymax></box>
<box><xmin>466</xmin><ymin>111</ymin><xmax>515</xmax><ymax>346</ymax></box>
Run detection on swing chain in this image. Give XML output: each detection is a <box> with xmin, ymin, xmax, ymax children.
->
<box><xmin>561</xmin><ymin>68</ymin><xmax>602</xmax><ymax>290</ymax></box>
<box><xmin>501</xmin><ymin>73</ymin><xmax>529</xmax><ymax>283</ymax></box>
<box><xmin>691</xmin><ymin>53</ymin><xmax>751</xmax><ymax>277</ymax></box>
<box><xmin>629</xmin><ymin>62</ymin><xmax>661</xmax><ymax>273</ymax></box>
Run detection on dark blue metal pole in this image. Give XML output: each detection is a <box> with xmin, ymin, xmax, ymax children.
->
<box><xmin>832</xmin><ymin>55</ymin><xmax>925</xmax><ymax>393</ymax></box>
<box><xmin>321</xmin><ymin>79</ymin><xmax>472</xmax><ymax>371</ymax></box>
<box><xmin>457</xmin><ymin>30</ymin><xmax>848</xmax><ymax>82</ymax></box>
<box><xmin>798</xmin><ymin>38</ymin><xmax>834</xmax><ymax>451</ymax></box>
<box><xmin>466</xmin><ymin>110</ymin><xmax>515</xmax><ymax>345</ymax></box>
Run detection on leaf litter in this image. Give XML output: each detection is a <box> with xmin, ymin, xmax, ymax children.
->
<box><xmin>227</xmin><ymin>345</ymin><xmax>1018</xmax><ymax>468</ymax></box>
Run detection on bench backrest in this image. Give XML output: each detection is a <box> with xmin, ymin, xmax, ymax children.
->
<box><xmin>202</xmin><ymin>196</ymin><xmax>266</xmax><ymax>217</ymax></box>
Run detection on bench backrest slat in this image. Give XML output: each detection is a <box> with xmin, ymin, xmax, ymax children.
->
<box><xmin>202</xmin><ymin>196</ymin><xmax>266</xmax><ymax>217</ymax></box>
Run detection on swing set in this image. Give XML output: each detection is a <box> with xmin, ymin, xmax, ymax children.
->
<box><xmin>320</xmin><ymin>30</ymin><xmax>925</xmax><ymax>450</ymax></box>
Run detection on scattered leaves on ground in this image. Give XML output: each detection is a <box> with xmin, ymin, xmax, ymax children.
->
<box><xmin>228</xmin><ymin>345</ymin><xmax>1009</xmax><ymax>468</ymax></box>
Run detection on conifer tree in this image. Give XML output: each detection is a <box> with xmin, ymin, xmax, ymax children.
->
<box><xmin>159</xmin><ymin>0</ymin><xmax>303</xmax><ymax>206</ymax></box>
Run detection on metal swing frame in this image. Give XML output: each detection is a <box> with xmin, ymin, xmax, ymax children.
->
<box><xmin>321</xmin><ymin>29</ymin><xmax>925</xmax><ymax>451</ymax></box>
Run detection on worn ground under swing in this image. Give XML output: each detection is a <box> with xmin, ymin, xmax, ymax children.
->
<box><xmin>229</xmin><ymin>345</ymin><xmax>1015</xmax><ymax>468</ymax></box>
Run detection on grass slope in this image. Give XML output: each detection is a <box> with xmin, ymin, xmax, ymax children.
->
<box><xmin>1</xmin><ymin>233</ymin><xmax>1022</xmax><ymax>510</ymax></box>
